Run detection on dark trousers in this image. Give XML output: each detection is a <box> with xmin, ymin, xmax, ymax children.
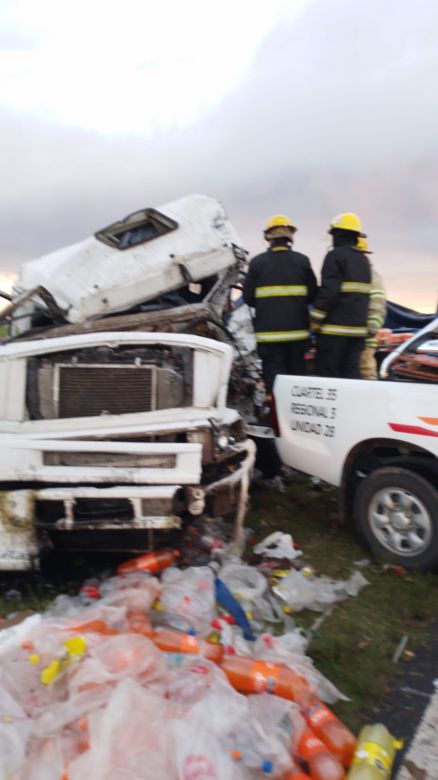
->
<box><xmin>315</xmin><ymin>335</ymin><xmax>364</xmax><ymax>379</ymax></box>
<box><xmin>258</xmin><ymin>341</ymin><xmax>307</xmax><ymax>393</ymax></box>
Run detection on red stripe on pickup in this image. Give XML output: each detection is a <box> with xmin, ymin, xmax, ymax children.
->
<box><xmin>389</xmin><ymin>423</ymin><xmax>438</xmax><ymax>438</ymax></box>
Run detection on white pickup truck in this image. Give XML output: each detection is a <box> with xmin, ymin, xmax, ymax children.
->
<box><xmin>272</xmin><ymin>317</ymin><xmax>438</xmax><ymax>569</ymax></box>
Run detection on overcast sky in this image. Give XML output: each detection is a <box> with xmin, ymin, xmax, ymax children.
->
<box><xmin>1</xmin><ymin>0</ymin><xmax>437</xmax><ymax>310</ymax></box>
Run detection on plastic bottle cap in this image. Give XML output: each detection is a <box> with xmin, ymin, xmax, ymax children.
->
<box><xmin>188</xmin><ymin>628</ymin><xmax>197</xmax><ymax>636</ymax></box>
<box><xmin>262</xmin><ymin>760</ymin><xmax>273</xmax><ymax>774</ymax></box>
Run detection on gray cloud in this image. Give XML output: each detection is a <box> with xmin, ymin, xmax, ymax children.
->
<box><xmin>1</xmin><ymin>0</ymin><xmax>437</xmax><ymax>309</ymax></box>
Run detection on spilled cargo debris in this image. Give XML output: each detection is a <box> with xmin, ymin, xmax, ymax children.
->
<box><xmin>0</xmin><ymin>549</ymin><xmax>377</xmax><ymax>779</ymax></box>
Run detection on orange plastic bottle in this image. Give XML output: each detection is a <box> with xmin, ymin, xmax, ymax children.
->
<box><xmin>117</xmin><ymin>549</ymin><xmax>180</xmax><ymax>575</ymax></box>
<box><xmin>303</xmin><ymin>701</ymin><xmax>356</xmax><ymax>768</ymax></box>
<box><xmin>153</xmin><ymin>627</ymin><xmax>224</xmax><ymax>663</ymax></box>
<box><xmin>65</xmin><ymin>619</ymin><xmax>119</xmax><ymax>636</ymax></box>
<box><xmin>297</xmin><ymin>729</ymin><xmax>345</xmax><ymax>780</ymax></box>
<box><xmin>220</xmin><ymin>656</ymin><xmax>311</xmax><ymax>701</ymax></box>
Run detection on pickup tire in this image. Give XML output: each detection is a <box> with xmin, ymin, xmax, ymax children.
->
<box><xmin>354</xmin><ymin>467</ymin><xmax>438</xmax><ymax>570</ymax></box>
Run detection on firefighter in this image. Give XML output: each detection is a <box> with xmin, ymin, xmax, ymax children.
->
<box><xmin>356</xmin><ymin>236</ymin><xmax>386</xmax><ymax>380</ymax></box>
<box><xmin>311</xmin><ymin>213</ymin><xmax>371</xmax><ymax>378</ymax></box>
<box><xmin>243</xmin><ymin>214</ymin><xmax>317</xmax><ymax>393</ymax></box>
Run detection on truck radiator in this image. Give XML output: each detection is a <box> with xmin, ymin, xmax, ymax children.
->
<box><xmin>57</xmin><ymin>364</ymin><xmax>155</xmax><ymax>417</ymax></box>
<box><xmin>34</xmin><ymin>361</ymin><xmax>186</xmax><ymax>419</ymax></box>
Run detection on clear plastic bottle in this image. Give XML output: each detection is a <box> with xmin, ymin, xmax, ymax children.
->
<box><xmin>347</xmin><ymin>724</ymin><xmax>399</xmax><ymax>779</ymax></box>
<box><xmin>297</xmin><ymin>729</ymin><xmax>345</xmax><ymax>780</ymax></box>
<box><xmin>303</xmin><ymin>700</ymin><xmax>356</xmax><ymax>767</ymax></box>
<box><xmin>117</xmin><ymin>548</ymin><xmax>180</xmax><ymax>575</ymax></box>
<box><xmin>220</xmin><ymin>656</ymin><xmax>311</xmax><ymax>701</ymax></box>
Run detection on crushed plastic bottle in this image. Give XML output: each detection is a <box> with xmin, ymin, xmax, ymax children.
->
<box><xmin>347</xmin><ymin>724</ymin><xmax>400</xmax><ymax>779</ymax></box>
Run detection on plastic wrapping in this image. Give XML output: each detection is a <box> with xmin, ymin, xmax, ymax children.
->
<box><xmin>0</xmin><ymin>563</ymin><xmax>359</xmax><ymax>777</ymax></box>
<box><xmin>219</xmin><ymin>561</ymin><xmax>267</xmax><ymax>603</ymax></box>
<box><xmin>273</xmin><ymin>570</ymin><xmax>369</xmax><ymax>613</ymax></box>
<box><xmin>69</xmin><ymin>634</ymin><xmax>165</xmax><ymax>694</ymax></box>
<box><xmin>0</xmin><ymin>686</ymin><xmax>31</xmax><ymax>778</ymax></box>
<box><xmin>160</xmin><ymin>566</ymin><xmax>215</xmax><ymax>636</ymax></box>
<box><xmin>68</xmin><ymin>679</ymin><xmax>174</xmax><ymax>780</ymax></box>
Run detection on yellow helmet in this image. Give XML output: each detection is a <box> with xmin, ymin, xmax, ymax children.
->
<box><xmin>264</xmin><ymin>214</ymin><xmax>297</xmax><ymax>235</ymax></box>
<box><xmin>329</xmin><ymin>212</ymin><xmax>363</xmax><ymax>234</ymax></box>
<box><xmin>356</xmin><ymin>236</ymin><xmax>372</xmax><ymax>253</ymax></box>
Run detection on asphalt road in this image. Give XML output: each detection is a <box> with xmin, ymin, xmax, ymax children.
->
<box><xmin>372</xmin><ymin>620</ymin><xmax>438</xmax><ymax>779</ymax></box>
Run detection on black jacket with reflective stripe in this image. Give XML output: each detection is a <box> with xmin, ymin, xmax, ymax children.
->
<box><xmin>243</xmin><ymin>247</ymin><xmax>317</xmax><ymax>342</ymax></box>
<box><xmin>311</xmin><ymin>246</ymin><xmax>371</xmax><ymax>337</ymax></box>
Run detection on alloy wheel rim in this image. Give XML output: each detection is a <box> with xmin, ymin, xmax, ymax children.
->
<box><xmin>369</xmin><ymin>487</ymin><xmax>432</xmax><ymax>557</ymax></box>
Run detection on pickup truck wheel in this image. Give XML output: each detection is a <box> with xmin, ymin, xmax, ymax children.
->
<box><xmin>354</xmin><ymin>467</ymin><xmax>438</xmax><ymax>570</ymax></box>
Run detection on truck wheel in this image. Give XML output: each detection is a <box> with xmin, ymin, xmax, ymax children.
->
<box><xmin>354</xmin><ymin>467</ymin><xmax>438</xmax><ymax>570</ymax></box>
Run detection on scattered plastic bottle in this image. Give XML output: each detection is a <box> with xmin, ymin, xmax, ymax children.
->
<box><xmin>297</xmin><ymin>729</ymin><xmax>346</xmax><ymax>780</ymax></box>
<box><xmin>303</xmin><ymin>700</ymin><xmax>356</xmax><ymax>767</ymax></box>
<box><xmin>117</xmin><ymin>549</ymin><xmax>180</xmax><ymax>575</ymax></box>
<box><xmin>65</xmin><ymin>619</ymin><xmax>118</xmax><ymax>636</ymax></box>
<box><xmin>153</xmin><ymin>627</ymin><xmax>224</xmax><ymax>663</ymax></box>
<box><xmin>220</xmin><ymin>655</ymin><xmax>311</xmax><ymax>701</ymax></box>
<box><xmin>347</xmin><ymin>724</ymin><xmax>400</xmax><ymax>779</ymax></box>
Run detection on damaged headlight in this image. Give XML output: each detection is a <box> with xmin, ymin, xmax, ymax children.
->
<box><xmin>214</xmin><ymin>418</ymin><xmax>247</xmax><ymax>452</ymax></box>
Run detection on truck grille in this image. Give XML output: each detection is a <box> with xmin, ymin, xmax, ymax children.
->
<box><xmin>57</xmin><ymin>365</ymin><xmax>155</xmax><ymax>418</ymax></box>
<box><xmin>141</xmin><ymin>498</ymin><xmax>174</xmax><ymax>516</ymax></box>
<box><xmin>43</xmin><ymin>452</ymin><xmax>176</xmax><ymax>468</ymax></box>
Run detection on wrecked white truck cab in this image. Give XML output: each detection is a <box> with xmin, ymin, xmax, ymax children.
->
<box><xmin>0</xmin><ymin>331</ymin><xmax>255</xmax><ymax>571</ymax></box>
<box><xmin>9</xmin><ymin>194</ymin><xmax>245</xmax><ymax>330</ymax></box>
<box><xmin>0</xmin><ymin>194</ymin><xmax>263</xmax><ymax>570</ymax></box>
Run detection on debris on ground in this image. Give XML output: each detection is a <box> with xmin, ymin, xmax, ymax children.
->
<box><xmin>0</xmin><ymin>543</ymin><xmax>377</xmax><ymax>779</ymax></box>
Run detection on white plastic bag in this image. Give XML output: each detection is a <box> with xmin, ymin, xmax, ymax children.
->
<box><xmin>253</xmin><ymin>532</ymin><xmax>302</xmax><ymax>561</ymax></box>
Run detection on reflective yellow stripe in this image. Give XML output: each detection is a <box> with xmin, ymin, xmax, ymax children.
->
<box><xmin>311</xmin><ymin>308</ymin><xmax>326</xmax><ymax>321</ymax></box>
<box><xmin>271</xmin><ymin>246</ymin><xmax>289</xmax><ymax>252</ymax></box>
<box><xmin>321</xmin><ymin>324</ymin><xmax>367</xmax><ymax>337</ymax></box>
<box><xmin>255</xmin><ymin>285</ymin><xmax>308</xmax><ymax>298</ymax></box>
<box><xmin>256</xmin><ymin>330</ymin><xmax>309</xmax><ymax>342</ymax></box>
<box><xmin>340</xmin><ymin>282</ymin><xmax>371</xmax><ymax>293</ymax></box>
